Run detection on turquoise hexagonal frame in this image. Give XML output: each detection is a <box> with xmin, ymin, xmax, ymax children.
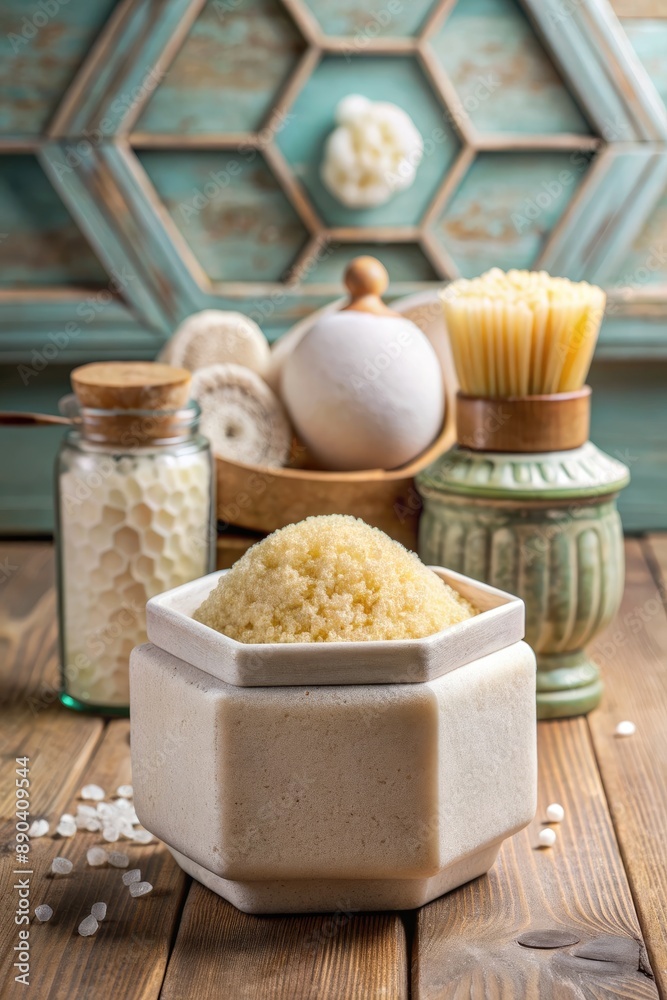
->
<box><xmin>0</xmin><ymin>0</ymin><xmax>664</xmax><ymax>345</ymax></box>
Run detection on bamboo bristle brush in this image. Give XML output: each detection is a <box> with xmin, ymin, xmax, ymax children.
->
<box><xmin>440</xmin><ymin>268</ymin><xmax>606</xmax><ymax>452</ymax></box>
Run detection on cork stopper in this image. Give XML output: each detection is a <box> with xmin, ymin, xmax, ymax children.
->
<box><xmin>70</xmin><ymin>362</ymin><xmax>194</xmax><ymax>445</ymax></box>
<box><xmin>341</xmin><ymin>256</ymin><xmax>398</xmax><ymax>317</ymax></box>
<box><xmin>71</xmin><ymin>362</ymin><xmax>191</xmax><ymax>411</ymax></box>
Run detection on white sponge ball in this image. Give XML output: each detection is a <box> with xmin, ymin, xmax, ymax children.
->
<box><xmin>281</xmin><ymin>311</ymin><xmax>444</xmax><ymax>471</ymax></box>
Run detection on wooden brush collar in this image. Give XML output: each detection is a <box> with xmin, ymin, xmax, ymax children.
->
<box><xmin>456</xmin><ymin>387</ymin><xmax>591</xmax><ymax>453</ymax></box>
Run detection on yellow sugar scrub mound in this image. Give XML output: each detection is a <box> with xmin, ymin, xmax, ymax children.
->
<box><xmin>194</xmin><ymin>514</ymin><xmax>477</xmax><ymax>643</ymax></box>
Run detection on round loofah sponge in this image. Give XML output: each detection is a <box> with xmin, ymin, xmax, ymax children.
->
<box><xmin>193</xmin><ymin>515</ymin><xmax>477</xmax><ymax>643</ymax></box>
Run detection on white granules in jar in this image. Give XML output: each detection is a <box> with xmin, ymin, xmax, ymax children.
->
<box><xmin>59</xmin><ymin>448</ymin><xmax>211</xmax><ymax>707</ymax></box>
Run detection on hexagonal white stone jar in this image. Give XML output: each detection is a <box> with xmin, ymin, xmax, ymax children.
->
<box><xmin>130</xmin><ymin>567</ymin><xmax>536</xmax><ymax>913</ymax></box>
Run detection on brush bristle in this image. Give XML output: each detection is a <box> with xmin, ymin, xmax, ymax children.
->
<box><xmin>441</xmin><ymin>268</ymin><xmax>606</xmax><ymax>397</ymax></box>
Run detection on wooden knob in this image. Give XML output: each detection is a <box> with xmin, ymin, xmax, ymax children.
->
<box><xmin>342</xmin><ymin>256</ymin><xmax>398</xmax><ymax>317</ymax></box>
<box><xmin>71</xmin><ymin>362</ymin><xmax>191</xmax><ymax>411</ymax></box>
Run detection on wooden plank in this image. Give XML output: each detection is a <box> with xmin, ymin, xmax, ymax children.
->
<box><xmin>0</xmin><ymin>542</ymin><xmax>188</xmax><ymax>999</ymax></box>
<box><xmin>2</xmin><ymin>722</ymin><xmax>188</xmax><ymax>1000</ymax></box>
<box><xmin>160</xmin><ymin>883</ymin><xmax>408</xmax><ymax>1000</ymax></box>
<box><xmin>585</xmin><ymin>537</ymin><xmax>667</xmax><ymax>996</ymax></box>
<box><xmin>413</xmin><ymin>718</ymin><xmax>657</xmax><ymax>999</ymax></box>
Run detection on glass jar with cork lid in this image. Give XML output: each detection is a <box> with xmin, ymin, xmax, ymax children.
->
<box><xmin>55</xmin><ymin>362</ymin><xmax>215</xmax><ymax>714</ymax></box>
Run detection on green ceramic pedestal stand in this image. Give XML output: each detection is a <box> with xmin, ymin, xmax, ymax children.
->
<box><xmin>417</xmin><ymin>442</ymin><xmax>630</xmax><ymax>719</ymax></box>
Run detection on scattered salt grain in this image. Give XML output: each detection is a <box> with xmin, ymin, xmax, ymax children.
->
<box><xmin>85</xmin><ymin>819</ymin><xmax>101</xmax><ymax>833</ymax></box>
<box><xmin>77</xmin><ymin>804</ymin><xmax>96</xmax><ymax>817</ymax></box>
<box><xmin>117</xmin><ymin>785</ymin><xmax>133</xmax><ymax>798</ymax></box>
<box><xmin>51</xmin><ymin>857</ymin><xmax>73</xmax><ymax>875</ymax></box>
<box><xmin>56</xmin><ymin>816</ymin><xmax>77</xmax><ymax>837</ymax></box>
<box><xmin>86</xmin><ymin>847</ymin><xmax>107</xmax><ymax>867</ymax></box>
<box><xmin>122</xmin><ymin>869</ymin><xmax>141</xmax><ymax>886</ymax></box>
<box><xmin>34</xmin><ymin>904</ymin><xmax>53</xmax><ymax>922</ymax></box>
<box><xmin>28</xmin><ymin>819</ymin><xmax>49</xmax><ymax>838</ymax></box>
<box><xmin>615</xmin><ymin>720</ymin><xmax>636</xmax><ymax>737</ymax></box>
<box><xmin>546</xmin><ymin>803</ymin><xmax>565</xmax><ymax>823</ymax></box>
<box><xmin>132</xmin><ymin>828</ymin><xmax>153</xmax><ymax>844</ymax></box>
<box><xmin>538</xmin><ymin>828</ymin><xmax>557</xmax><ymax>848</ymax></box>
<box><xmin>102</xmin><ymin>826</ymin><xmax>120</xmax><ymax>843</ymax></box>
<box><xmin>108</xmin><ymin>851</ymin><xmax>129</xmax><ymax>868</ymax></box>
<box><xmin>80</xmin><ymin>784</ymin><xmax>105</xmax><ymax>802</ymax></box>
<box><xmin>129</xmin><ymin>881</ymin><xmax>153</xmax><ymax>898</ymax></box>
<box><xmin>78</xmin><ymin>914</ymin><xmax>98</xmax><ymax>937</ymax></box>
<box><xmin>91</xmin><ymin>902</ymin><xmax>107</xmax><ymax>922</ymax></box>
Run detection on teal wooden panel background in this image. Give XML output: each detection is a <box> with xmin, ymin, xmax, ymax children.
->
<box><xmin>0</xmin><ymin>0</ymin><xmax>666</xmax><ymax>534</ymax></box>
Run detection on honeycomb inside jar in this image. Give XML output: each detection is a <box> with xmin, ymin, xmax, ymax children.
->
<box><xmin>59</xmin><ymin>446</ymin><xmax>211</xmax><ymax>708</ymax></box>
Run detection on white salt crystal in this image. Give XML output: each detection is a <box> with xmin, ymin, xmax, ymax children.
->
<box><xmin>28</xmin><ymin>819</ymin><xmax>49</xmax><ymax>838</ymax></box>
<box><xmin>57</xmin><ymin>817</ymin><xmax>77</xmax><ymax>838</ymax></box>
<box><xmin>85</xmin><ymin>819</ymin><xmax>101</xmax><ymax>832</ymax></box>
<box><xmin>86</xmin><ymin>847</ymin><xmax>107</xmax><ymax>867</ymax></box>
<box><xmin>102</xmin><ymin>826</ymin><xmax>120</xmax><ymax>843</ymax></box>
<box><xmin>538</xmin><ymin>828</ymin><xmax>557</xmax><ymax>848</ymax></box>
<box><xmin>122</xmin><ymin>869</ymin><xmax>141</xmax><ymax>886</ymax></box>
<box><xmin>117</xmin><ymin>785</ymin><xmax>133</xmax><ymax>798</ymax></box>
<box><xmin>615</xmin><ymin>720</ymin><xmax>636</xmax><ymax>737</ymax></box>
<box><xmin>97</xmin><ymin>803</ymin><xmax>115</xmax><ymax>818</ymax></box>
<box><xmin>108</xmin><ymin>851</ymin><xmax>129</xmax><ymax>868</ymax></box>
<box><xmin>129</xmin><ymin>880</ymin><xmax>153</xmax><ymax>897</ymax></box>
<box><xmin>51</xmin><ymin>857</ymin><xmax>73</xmax><ymax>874</ymax></box>
<box><xmin>35</xmin><ymin>904</ymin><xmax>53</xmax><ymax>922</ymax></box>
<box><xmin>91</xmin><ymin>902</ymin><xmax>107</xmax><ymax>921</ymax></box>
<box><xmin>80</xmin><ymin>784</ymin><xmax>105</xmax><ymax>802</ymax></box>
<box><xmin>75</xmin><ymin>815</ymin><xmax>89</xmax><ymax>830</ymax></box>
<box><xmin>132</xmin><ymin>829</ymin><xmax>153</xmax><ymax>844</ymax></box>
<box><xmin>77</xmin><ymin>804</ymin><xmax>96</xmax><ymax>817</ymax></box>
<box><xmin>78</xmin><ymin>914</ymin><xmax>98</xmax><ymax>937</ymax></box>
<box><xmin>546</xmin><ymin>803</ymin><xmax>565</xmax><ymax>823</ymax></box>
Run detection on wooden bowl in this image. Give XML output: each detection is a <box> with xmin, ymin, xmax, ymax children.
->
<box><xmin>215</xmin><ymin>409</ymin><xmax>454</xmax><ymax>551</ymax></box>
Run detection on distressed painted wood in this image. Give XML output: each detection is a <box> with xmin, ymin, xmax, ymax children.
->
<box><xmin>0</xmin><ymin>0</ymin><xmax>117</xmax><ymax>138</ymax></box>
<box><xmin>135</xmin><ymin>0</ymin><xmax>306</xmax><ymax>136</ymax></box>
<box><xmin>429</xmin><ymin>0</ymin><xmax>592</xmax><ymax>136</ymax></box>
<box><xmin>524</xmin><ymin>0</ymin><xmax>667</xmax><ymax>141</ymax></box>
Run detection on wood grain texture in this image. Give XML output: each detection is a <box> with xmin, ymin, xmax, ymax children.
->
<box><xmin>586</xmin><ymin>537</ymin><xmax>667</xmax><ymax>996</ymax></box>
<box><xmin>413</xmin><ymin>719</ymin><xmax>657</xmax><ymax>999</ymax></box>
<box><xmin>2</xmin><ymin>722</ymin><xmax>188</xmax><ymax>1000</ymax></box>
<box><xmin>0</xmin><ymin>543</ymin><xmax>188</xmax><ymax>1000</ymax></box>
<box><xmin>160</xmin><ymin>882</ymin><xmax>408</xmax><ymax>1000</ymax></box>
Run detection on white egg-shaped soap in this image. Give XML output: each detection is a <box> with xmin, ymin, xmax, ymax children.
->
<box><xmin>281</xmin><ymin>311</ymin><xmax>444</xmax><ymax>471</ymax></box>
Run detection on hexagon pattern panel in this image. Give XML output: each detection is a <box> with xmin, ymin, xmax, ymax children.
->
<box><xmin>138</xmin><ymin>150</ymin><xmax>308</xmax><ymax>282</ymax></box>
<box><xmin>276</xmin><ymin>55</ymin><xmax>460</xmax><ymax>229</ymax></box>
<box><xmin>429</xmin><ymin>0</ymin><xmax>592</xmax><ymax>135</ymax></box>
<box><xmin>1</xmin><ymin>0</ymin><xmax>667</xmax><ymax>343</ymax></box>
<box><xmin>0</xmin><ymin>155</ymin><xmax>107</xmax><ymax>287</ymax></box>
<box><xmin>136</xmin><ymin>0</ymin><xmax>306</xmax><ymax>136</ymax></box>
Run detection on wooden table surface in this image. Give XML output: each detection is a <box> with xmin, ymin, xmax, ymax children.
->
<box><xmin>1</xmin><ymin>538</ymin><xmax>666</xmax><ymax>1000</ymax></box>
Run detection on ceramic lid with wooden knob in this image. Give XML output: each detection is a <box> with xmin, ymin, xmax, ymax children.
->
<box><xmin>341</xmin><ymin>256</ymin><xmax>399</xmax><ymax>317</ymax></box>
<box><xmin>70</xmin><ymin>362</ymin><xmax>193</xmax><ymax>444</ymax></box>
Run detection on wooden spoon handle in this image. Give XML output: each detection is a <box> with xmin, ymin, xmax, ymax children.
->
<box><xmin>0</xmin><ymin>411</ymin><xmax>72</xmax><ymax>427</ymax></box>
